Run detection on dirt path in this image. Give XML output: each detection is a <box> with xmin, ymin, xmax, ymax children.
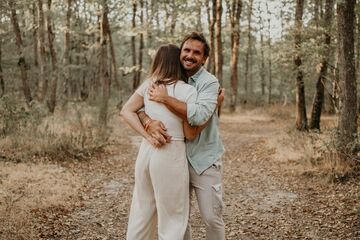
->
<box><xmin>2</xmin><ymin>110</ymin><xmax>359</xmax><ymax>239</ymax></box>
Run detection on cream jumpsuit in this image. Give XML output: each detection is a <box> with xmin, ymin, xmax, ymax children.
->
<box><xmin>126</xmin><ymin>80</ymin><xmax>197</xmax><ymax>240</ymax></box>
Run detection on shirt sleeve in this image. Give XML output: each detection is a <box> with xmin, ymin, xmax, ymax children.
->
<box><xmin>185</xmin><ymin>86</ymin><xmax>198</xmax><ymax>104</ymax></box>
<box><xmin>187</xmin><ymin>80</ymin><xmax>219</xmax><ymax>126</ymax></box>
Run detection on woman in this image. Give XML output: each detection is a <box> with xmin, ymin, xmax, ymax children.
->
<box><xmin>120</xmin><ymin>44</ymin><xmax>197</xmax><ymax>240</ymax></box>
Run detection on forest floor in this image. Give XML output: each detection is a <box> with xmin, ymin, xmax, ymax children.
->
<box><xmin>1</xmin><ymin>107</ymin><xmax>360</xmax><ymax>240</ymax></box>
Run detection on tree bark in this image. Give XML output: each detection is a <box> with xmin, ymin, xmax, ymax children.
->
<box><xmin>32</xmin><ymin>3</ymin><xmax>38</xmax><ymax>67</ymax></box>
<box><xmin>206</xmin><ymin>0</ymin><xmax>216</xmax><ymax>74</ymax></box>
<box><xmin>170</xmin><ymin>0</ymin><xmax>178</xmax><ymax>35</ymax></box>
<box><xmin>137</xmin><ymin>0</ymin><xmax>144</xmax><ymax>85</ymax></box>
<box><xmin>9</xmin><ymin>3</ymin><xmax>32</xmax><ymax>105</ymax></box>
<box><xmin>46</xmin><ymin>0</ymin><xmax>58</xmax><ymax>113</ymax></box>
<box><xmin>99</xmin><ymin>0</ymin><xmax>110</xmax><ymax>126</ymax></box>
<box><xmin>357</xmin><ymin>3</ymin><xmax>360</xmax><ymax>71</ymax></box>
<box><xmin>0</xmin><ymin>34</ymin><xmax>4</xmax><ymax>97</ymax></box>
<box><xmin>37</xmin><ymin>0</ymin><xmax>48</xmax><ymax>102</ymax></box>
<box><xmin>132</xmin><ymin>0</ymin><xmax>139</xmax><ymax>91</ymax></box>
<box><xmin>63</xmin><ymin>0</ymin><xmax>72</xmax><ymax>98</ymax></box>
<box><xmin>337</xmin><ymin>0</ymin><xmax>357</xmax><ymax>149</ymax></box>
<box><xmin>258</xmin><ymin>6</ymin><xmax>266</xmax><ymax>97</ymax></box>
<box><xmin>229</xmin><ymin>0</ymin><xmax>242</xmax><ymax>112</ymax></box>
<box><xmin>294</xmin><ymin>0</ymin><xmax>307</xmax><ymax>131</ymax></box>
<box><xmin>214</xmin><ymin>0</ymin><xmax>223</xmax><ymax>85</ymax></box>
<box><xmin>244</xmin><ymin>0</ymin><xmax>253</xmax><ymax>99</ymax></box>
<box><xmin>266</xmin><ymin>3</ymin><xmax>272</xmax><ymax>104</ymax></box>
<box><xmin>108</xmin><ymin>21</ymin><xmax>120</xmax><ymax>91</ymax></box>
<box><xmin>309</xmin><ymin>0</ymin><xmax>334</xmax><ymax>130</ymax></box>
<box><xmin>260</xmin><ymin>33</ymin><xmax>265</xmax><ymax>96</ymax></box>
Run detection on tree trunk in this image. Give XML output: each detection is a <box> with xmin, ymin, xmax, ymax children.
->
<box><xmin>337</xmin><ymin>0</ymin><xmax>357</xmax><ymax>149</ymax></box>
<box><xmin>206</xmin><ymin>0</ymin><xmax>216</xmax><ymax>74</ymax></box>
<box><xmin>309</xmin><ymin>0</ymin><xmax>334</xmax><ymax>130</ymax></box>
<box><xmin>46</xmin><ymin>0</ymin><xmax>58</xmax><ymax>113</ymax></box>
<box><xmin>357</xmin><ymin>3</ymin><xmax>360</xmax><ymax>71</ymax></box>
<box><xmin>214</xmin><ymin>0</ymin><xmax>223</xmax><ymax>85</ymax></box>
<box><xmin>294</xmin><ymin>0</ymin><xmax>307</xmax><ymax>131</ymax></box>
<box><xmin>260</xmin><ymin>33</ymin><xmax>265</xmax><ymax>96</ymax></box>
<box><xmin>258</xmin><ymin>7</ymin><xmax>266</xmax><ymax>97</ymax></box>
<box><xmin>9</xmin><ymin>3</ymin><xmax>32</xmax><ymax>105</ymax></box>
<box><xmin>132</xmin><ymin>0</ymin><xmax>139</xmax><ymax>91</ymax></box>
<box><xmin>108</xmin><ymin>21</ymin><xmax>120</xmax><ymax>91</ymax></box>
<box><xmin>137</xmin><ymin>0</ymin><xmax>144</xmax><ymax>85</ymax></box>
<box><xmin>229</xmin><ymin>0</ymin><xmax>242</xmax><ymax>112</ymax></box>
<box><xmin>37</xmin><ymin>0</ymin><xmax>48</xmax><ymax>102</ymax></box>
<box><xmin>196</xmin><ymin>2</ymin><xmax>202</xmax><ymax>32</ymax></box>
<box><xmin>314</xmin><ymin>0</ymin><xmax>320</xmax><ymax>29</ymax></box>
<box><xmin>0</xmin><ymin>35</ymin><xmax>4</xmax><ymax>97</ymax></box>
<box><xmin>244</xmin><ymin>0</ymin><xmax>253</xmax><ymax>99</ymax></box>
<box><xmin>32</xmin><ymin>3</ymin><xmax>38</xmax><ymax>67</ymax></box>
<box><xmin>99</xmin><ymin>0</ymin><xmax>110</xmax><ymax>126</ymax></box>
<box><xmin>63</xmin><ymin>0</ymin><xmax>72</xmax><ymax>98</ymax></box>
<box><xmin>266</xmin><ymin>3</ymin><xmax>272</xmax><ymax>104</ymax></box>
<box><xmin>170</xmin><ymin>0</ymin><xmax>178</xmax><ymax>35</ymax></box>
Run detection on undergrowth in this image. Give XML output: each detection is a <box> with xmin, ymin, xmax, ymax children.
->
<box><xmin>0</xmin><ymin>97</ymin><xmax>110</xmax><ymax>162</ymax></box>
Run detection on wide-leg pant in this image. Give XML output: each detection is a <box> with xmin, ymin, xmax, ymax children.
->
<box><xmin>127</xmin><ymin>139</ymin><xmax>189</xmax><ymax>240</ymax></box>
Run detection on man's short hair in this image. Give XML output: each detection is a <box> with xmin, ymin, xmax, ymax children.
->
<box><xmin>180</xmin><ymin>32</ymin><xmax>210</xmax><ymax>58</ymax></box>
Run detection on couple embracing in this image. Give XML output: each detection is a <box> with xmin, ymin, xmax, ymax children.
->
<box><xmin>121</xmin><ymin>32</ymin><xmax>225</xmax><ymax>240</ymax></box>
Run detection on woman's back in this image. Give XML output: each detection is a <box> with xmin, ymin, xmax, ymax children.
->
<box><xmin>136</xmin><ymin>80</ymin><xmax>197</xmax><ymax>141</ymax></box>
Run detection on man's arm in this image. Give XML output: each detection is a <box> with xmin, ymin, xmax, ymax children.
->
<box><xmin>149</xmin><ymin>82</ymin><xmax>224</xmax><ymax>126</ymax></box>
<box><xmin>148</xmin><ymin>84</ymin><xmax>188</xmax><ymax>121</ymax></box>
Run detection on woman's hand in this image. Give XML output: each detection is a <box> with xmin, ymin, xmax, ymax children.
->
<box><xmin>148</xmin><ymin>84</ymin><xmax>168</xmax><ymax>103</ymax></box>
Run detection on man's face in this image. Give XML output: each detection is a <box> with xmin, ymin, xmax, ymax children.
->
<box><xmin>180</xmin><ymin>39</ymin><xmax>207</xmax><ymax>75</ymax></box>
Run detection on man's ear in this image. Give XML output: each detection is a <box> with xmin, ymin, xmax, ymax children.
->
<box><xmin>202</xmin><ymin>57</ymin><xmax>209</xmax><ymax>66</ymax></box>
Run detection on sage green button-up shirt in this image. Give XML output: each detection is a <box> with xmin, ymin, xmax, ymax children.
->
<box><xmin>186</xmin><ymin>67</ymin><xmax>225</xmax><ymax>175</ymax></box>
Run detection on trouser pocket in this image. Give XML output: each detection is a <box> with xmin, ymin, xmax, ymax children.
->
<box><xmin>212</xmin><ymin>183</ymin><xmax>224</xmax><ymax>216</ymax></box>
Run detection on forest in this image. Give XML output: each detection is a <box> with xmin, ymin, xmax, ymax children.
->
<box><xmin>0</xmin><ymin>0</ymin><xmax>359</xmax><ymax>239</ymax></box>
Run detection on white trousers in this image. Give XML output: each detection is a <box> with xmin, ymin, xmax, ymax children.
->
<box><xmin>184</xmin><ymin>162</ymin><xmax>225</xmax><ymax>240</ymax></box>
<box><xmin>127</xmin><ymin>139</ymin><xmax>189</xmax><ymax>240</ymax></box>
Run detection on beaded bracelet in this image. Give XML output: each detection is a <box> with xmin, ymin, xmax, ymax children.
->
<box><xmin>144</xmin><ymin>119</ymin><xmax>154</xmax><ymax>131</ymax></box>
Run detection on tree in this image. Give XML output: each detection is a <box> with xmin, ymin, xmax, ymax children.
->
<box><xmin>99</xmin><ymin>0</ymin><xmax>111</xmax><ymax>126</ymax></box>
<box><xmin>63</xmin><ymin>0</ymin><xmax>72</xmax><ymax>98</ymax></box>
<box><xmin>206</xmin><ymin>0</ymin><xmax>216</xmax><ymax>74</ymax></box>
<box><xmin>244</xmin><ymin>0</ymin><xmax>253</xmax><ymax>99</ymax></box>
<box><xmin>8</xmin><ymin>1</ymin><xmax>32</xmax><ymax>106</ymax></box>
<box><xmin>266</xmin><ymin>2</ymin><xmax>272</xmax><ymax>104</ymax></box>
<box><xmin>37</xmin><ymin>0</ymin><xmax>48</xmax><ymax>101</ymax></box>
<box><xmin>229</xmin><ymin>0</ymin><xmax>242</xmax><ymax>112</ymax></box>
<box><xmin>0</xmin><ymin>33</ymin><xmax>4</xmax><ymax>97</ymax></box>
<box><xmin>294</xmin><ymin>0</ymin><xmax>307</xmax><ymax>131</ymax></box>
<box><xmin>214</xmin><ymin>0</ymin><xmax>223</xmax><ymax>86</ymax></box>
<box><xmin>46</xmin><ymin>0</ymin><xmax>58</xmax><ymax>113</ymax></box>
<box><xmin>131</xmin><ymin>0</ymin><xmax>138</xmax><ymax>91</ymax></box>
<box><xmin>336</xmin><ymin>0</ymin><xmax>357</xmax><ymax>150</ymax></box>
<box><xmin>136</xmin><ymin>0</ymin><xmax>144</xmax><ymax>86</ymax></box>
<box><xmin>309</xmin><ymin>0</ymin><xmax>334</xmax><ymax>130</ymax></box>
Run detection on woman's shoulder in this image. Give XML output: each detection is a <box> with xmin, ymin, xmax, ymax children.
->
<box><xmin>175</xmin><ymin>80</ymin><xmax>195</xmax><ymax>90</ymax></box>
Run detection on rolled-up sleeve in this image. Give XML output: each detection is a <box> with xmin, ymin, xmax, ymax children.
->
<box><xmin>187</xmin><ymin>80</ymin><xmax>219</xmax><ymax>126</ymax></box>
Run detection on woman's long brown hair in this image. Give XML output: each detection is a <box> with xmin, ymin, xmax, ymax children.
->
<box><xmin>148</xmin><ymin>44</ymin><xmax>185</xmax><ymax>85</ymax></box>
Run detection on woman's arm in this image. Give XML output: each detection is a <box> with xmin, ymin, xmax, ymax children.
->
<box><xmin>120</xmin><ymin>93</ymin><xmax>159</xmax><ymax>147</ymax></box>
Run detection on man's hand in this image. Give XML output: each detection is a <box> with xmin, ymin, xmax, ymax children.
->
<box><xmin>146</xmin><ymin>120</ymin><xmax>171</xmax><ymax>147</ymax></box>
<box><xmin>148</xmin><ymin>84</ymin><xmax>168</xmax><ymax>103</ymax></box>
<box><xmin>217</xmin><ymin>88</ymin><xmax>225</xmax><ymax>108</ymax></box>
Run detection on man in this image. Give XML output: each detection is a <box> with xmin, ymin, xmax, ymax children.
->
<box><xmin>138</xmin><ymin>32</ymin><xmax>225</xmax><ymax>240</ymax></box>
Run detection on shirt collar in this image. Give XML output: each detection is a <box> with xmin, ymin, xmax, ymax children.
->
<box><xmin>189</xmin><ymin>67</ymin><xmax>204</xmax><ymax>83</ymax></box>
